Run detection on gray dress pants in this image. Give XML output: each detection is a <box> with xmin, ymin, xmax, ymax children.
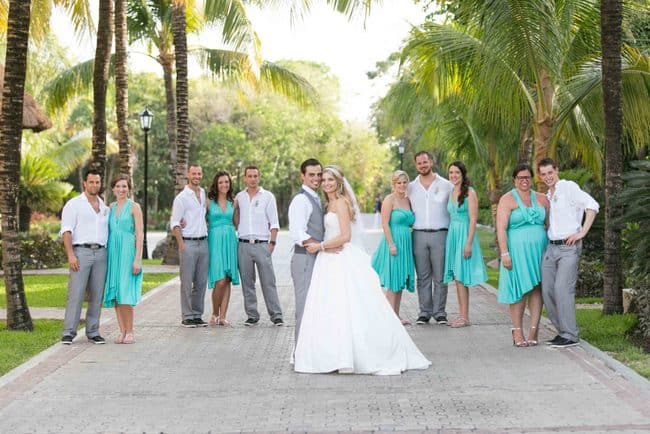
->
<box><xmin>542</xmin><ymin>242</ymin><xmax>581</xmax><ymax>341</ymax></box>
<box><xmin>62</xmin><ymin>246</ymin><xmax>107</xmax><ymax>338</ymax></box>
<box><xmin>179</xmin><ymin>239</ymin><xmax>209</xmax><ymax>320</ymax></box>
<box><xmin>290</xmin><ymin>251</ymin><xmax>318</xmax><ymax>340</ymax></box>
<box><xmin>412</xmin><ymin>230</ymin><xmax>448</xmax><ymax>319</ymax></box>
<box><xmin>238</xmin><ymin>243</ymin><xmax>283</xmax><ymax>321</ymax></box>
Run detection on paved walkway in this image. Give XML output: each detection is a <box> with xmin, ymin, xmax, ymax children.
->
<box><xmin>0</xmin><ymin>231</ymin><xmax>649</xmax><ymax>433</ymax></box>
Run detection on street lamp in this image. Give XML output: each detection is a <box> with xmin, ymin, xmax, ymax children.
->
<box><xmin>139</xmin><ymin>106</ymin><xmax>154</xmax><ymax>260</ymax></box>
<box><xmin>398</xmin><ymin>139</ymin><xmax>405</xmax><ymax>170</ymax></box>
<box><xmin>236</xmin><ymin>159</ymin><xmax>243</xmax><ymax>192</ymax></box>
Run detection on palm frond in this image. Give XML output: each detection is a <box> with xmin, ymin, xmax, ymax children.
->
<box><xmin>40</xmin><ymin>55</ymin><xmax>115</xmax><ymax>114</ymax></box>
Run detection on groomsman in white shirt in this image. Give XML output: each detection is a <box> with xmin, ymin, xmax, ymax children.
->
<box><xmin>60</xmin><ymin>169</ymin><xmax>110</xmax><ymax>344</ymax></box>
<box><xmin>538</xmin><ymin>158</ymin><xmax>599</xmax><ymax>348</ymax></box>
<box><xmin>236</xmin><ymin>166</ymin><xmax>284</xmax><ymax>326</ymax></box>
<box><xmin>170</xmin><ymin>164</ymin><xmax>210</xmax><ymax>328</ymax></box>
<box><xmin>408</xmin><ymin>151</ymin><xmax>454</xmax><ymax>325</ymax></box>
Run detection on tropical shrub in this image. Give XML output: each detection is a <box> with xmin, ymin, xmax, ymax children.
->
<box><xmin>0</xmin><ymin>231</ymin><xmax>65</xmax><ymax>270</ymax></box>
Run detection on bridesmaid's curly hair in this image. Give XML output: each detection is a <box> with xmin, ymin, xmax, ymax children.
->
<box><xmin>208</xmin><ymin>171</ymin><xmax>234</xmax><ymax>202</ymax></box>
<box><xmin>449</xmin><ymin>161</ymin><xmax>471</xmax><ymax>207</ymax></box>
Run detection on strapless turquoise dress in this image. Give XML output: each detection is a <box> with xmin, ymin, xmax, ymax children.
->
<box><xmin>443</xmin><ymin>189</ymin><xmax>487</xmax><ymax>286</ymax></box>
<box><xmin>371</xmin><ymin>208</ymin><xmax>416</xmax><ymax>293</ymax></box>
<box><xmin>497</xmin><ymin>190</ymin><xmax>548</xmax><ymax>304</ymax></box>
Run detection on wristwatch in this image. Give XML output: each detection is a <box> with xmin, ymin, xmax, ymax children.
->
<box><xmin>270</xmin><ymin>240</ymin><xmax>276</xmax><ymax>245</ymax></box>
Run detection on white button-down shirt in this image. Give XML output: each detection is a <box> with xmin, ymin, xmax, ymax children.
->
<box><xmin>408</xmin><ymin>174</ymin><xmax>453</xmax><ymax>230</ymax></box>
<box><xmin>169</xmin><ymin>186</ymin><xmax>208</xmax><ymax>237</ymax></box>
<box><xmin>59</xmin><ymin>193</ymin><xmax>110</xmax><ymax>245</ymax></box>
<box><xmin>288</xmin><ymin>185</ymin><xmax>321</xmax><ymax>247</ymax></box>
<box><xmin>236</xmin><ymin>187</ymin><xmax>279</xmax><ymax>240</ymax></box>
<box><xmin>547</xmin><ymin>179</ymin><xmax>599</xmax><ymax>241</ymax></box>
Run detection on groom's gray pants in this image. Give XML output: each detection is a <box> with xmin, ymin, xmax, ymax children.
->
<box><xmin>291</xmin><ymin>251</ymin><xmax>318</xmax><ymax>341</ymax></box>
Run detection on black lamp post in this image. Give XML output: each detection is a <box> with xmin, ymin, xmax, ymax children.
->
<box><xmin>236</xmin><ymin>159</ymin><xmax>243</xmax><ymax>192</ymax></box>
<box><xmin>398</xmin><ymin>139</ymin><xmax>405</xmax><ymax>170</ymax></box>
<box><xmin>139</xmin><ymin>107</ymin><xmax>154</xmax><ymax>260</ymax></box>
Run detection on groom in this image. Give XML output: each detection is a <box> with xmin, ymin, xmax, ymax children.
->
<box><xmin>288</xmin><ymin>158</ymin><xmax>324</xmax><ymax>341</ymax></box>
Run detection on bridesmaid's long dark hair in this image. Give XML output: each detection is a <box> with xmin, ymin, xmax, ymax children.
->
<box><xmin>208</xmin><ymin>171</ymin><xmax>234</xmax><ymax>202</ymax></box>
<box><xmin>449</xmin><ymin>161</ymin><xmax>471</xmax><ymax>207</ymax></box>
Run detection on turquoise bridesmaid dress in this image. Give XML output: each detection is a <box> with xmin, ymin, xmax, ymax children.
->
<box><xmin>371</xmin><ymin>208</ymin><xmax>416</xmax><ymax>293</ymax></box>
<box><xmin>443</xmin><ymin>188</ymin><xmax>488</xmax><ymax>286</ymax></box>
<box><xmin>207</xmin><ymin>199</ymin><xmax>240</xmax><ymax>287</ymax></box>
<box><xmin>497</xmin><ymin>189</ymin><xmax>548</xmax><ymax>304</ymax></box>
<box><xmin>103</xmin><ymin>199</ymin><xmax>143</xmax><ymax>307</ymax></box>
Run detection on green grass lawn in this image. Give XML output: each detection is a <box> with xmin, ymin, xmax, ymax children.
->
<box><xmin>0</xmin><ymin>273</ymin><xmax>177</xmax><ymax>308</ymax></box>
<box><xmin>577</xmin><ymin>309</ymin><xmax>650</xmax><ymax>379</ymax></box>
<box><xmin>0</xmin><ymin>319</ymin><xmax>63</xmax><ymax>375</ymax></box>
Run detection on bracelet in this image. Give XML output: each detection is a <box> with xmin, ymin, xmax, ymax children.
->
<box><xmin>320</xmin><ymin>242</ymin><xmax>325</xmax><ymax>251</ymax></box>
<box><xmin>501</xmin><ymin>252</ymin><xmax>510</xmax><ymax>257</ymax></box>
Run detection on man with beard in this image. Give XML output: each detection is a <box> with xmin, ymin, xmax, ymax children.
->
<box><xmin>170</xmin><ymin>164</ymin><xmax>210</xmax><ymax>328</ymax></box>
<box><xmin>408</xmin><ymin>151</ymin><xmax>454</xmax><ymax>325</ymax></box>
<box><xmin>60</xmin><ymin>169</ymin><xmax>110</xmax><ymax>344</ymax></box>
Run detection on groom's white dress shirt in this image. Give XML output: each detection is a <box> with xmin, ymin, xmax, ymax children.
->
<box><xmin>288</xmin><ymin>185</ymin><xmax>321</xmax><ymax>247</ymax></box>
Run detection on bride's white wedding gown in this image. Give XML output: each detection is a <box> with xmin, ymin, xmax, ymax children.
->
<box><xmin>294</xmin><ymin>212</ymin><xmax>431</xmax><ymax>375</ymax></box>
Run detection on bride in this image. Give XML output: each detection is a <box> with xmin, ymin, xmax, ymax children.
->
<box><xmin>294</xmin><ymin>165</ymin><xmax>431</xmax><ymax>375</ymax></box>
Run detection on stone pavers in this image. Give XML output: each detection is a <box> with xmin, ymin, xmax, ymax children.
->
<box><xmin>0</xmin><ymin>231</ymin><xmax>649</xmax><ymax>433</ymax></box>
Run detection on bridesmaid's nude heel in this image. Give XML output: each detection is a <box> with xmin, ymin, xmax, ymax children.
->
<box><xmin>123</xmin><ymin>332</ymin><xmax>135</xmax><ymax>344</ymax></box>
<box><xmin>511</xmin><ymin>327</ymin><xmax>528</xmax><ymax>348</ymax></box>
<box><xmin>527</xmin><ymin>326</ymin><xmax>539</xmax><ymax>346</ymax></box>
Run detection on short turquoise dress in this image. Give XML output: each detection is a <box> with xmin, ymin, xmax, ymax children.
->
<box><xmin>371</xmin><ymin>208</ymin><xmax>416</xmax><ymax>293</ymax></box>
<box><xmin>103</xmin><ymin>199</ymin><xmax>143</xmax><ymax>307</ymax></box>
<box><xmin>207</xmin><ymin>199</ymin><xmax>240</xmax><ymax>287</ymax></box>
<box><xmin>443</xmin><ymin>189</ymin><xmax>488</xmax><ymax>286</ymax></box>
<box><xmin>497</xmin><ymin>189</ymin><xmax>548</xmax><ymax>304</ymax></box>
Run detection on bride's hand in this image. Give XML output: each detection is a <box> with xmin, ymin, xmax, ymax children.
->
<box><xmin>305</xmin><ymin>242</ymin><xmax>320</xmax><ymax>254</ymax></box>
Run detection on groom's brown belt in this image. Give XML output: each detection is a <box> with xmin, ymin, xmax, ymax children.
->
<box><xmin>413</xmin><ymin>228</ymin><xmax>448</xmax><ymax>232</ymax></box>
<box><xmin>238</xmin><ymin>238</ymin><xmax>268</xmax><ymax>244</ymax></box>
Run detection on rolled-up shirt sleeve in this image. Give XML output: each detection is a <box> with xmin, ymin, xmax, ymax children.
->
<box><xmin>169</xmin><ymin>195</ymin><xmax>184</xmax><ymax>230</ymax></box>
<box><xmin>59</xmin><ymin>200</ymin><xmax>76</xmax><ymax>237</ymax></box>
<box><xmin>266</xmin><ymin>193</ymin><xmax>280</xmax><ymax>231</ymax></box>
<box><xmin>288</xmin><ymin>195</ymin><xmax>312</xmax><ymax>247</ymax></box>
<box><xmin>570</xmin><ymin>182</ymin><xmax>600</xmax><ymax>213</ymax></box>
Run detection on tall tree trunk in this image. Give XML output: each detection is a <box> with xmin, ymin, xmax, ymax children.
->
<box><xmin>90</xmin><ymin>0</ymin><xmax>114</xmax><ymax>183</ymax></box>
<box><xmin>533</xmin><ymin>69</ymin><xmax>554</xmax><ymax>192</ymax></box>
<box><xmin>601</xmin><ymin>0</ymin><xmax>624</xmax><ymax>314</ymax></box>
<box><xmin>0</xmin><ymin>0</ymin><xmax>33</xmax><ymax>331</ymax></box>
<box><xmin>163</xmin><ymin>1</ymin><xmax>190</xmax><ymax>266</ymax></box>
<box><xmin>115</xmin><ymin>0</ymin><xmax>133</xmax><ymax>179</ymax></box>
<box><xmin>172</xmin><ymin>1</ymin><xmax>189</xmax><ymax>195</ymax></box>
<box><xmin>159</xmin><ymin>51</ymin><xmax>177</xmax><ymax>173</ymax></box>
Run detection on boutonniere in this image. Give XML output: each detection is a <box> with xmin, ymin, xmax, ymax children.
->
<box><xmin>254</xmin><ymin>200</ymin><xmax>260</xmax><ymax>207</ymax></box>
<box><xmin>434</xmin><ymin>187</ymin><xmax>439</xmax><ymax>194</ymax></box>
<box><xmin>552</xmin><ymin>193</ymin><xmax>558</xmax><ymax>203</ymax></box>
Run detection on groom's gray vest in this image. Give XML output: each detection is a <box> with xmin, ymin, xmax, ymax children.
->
<box><xmin>293</xmin><ymin>188</ymin><xmax>324</xmax><ymax>254</ymax></box>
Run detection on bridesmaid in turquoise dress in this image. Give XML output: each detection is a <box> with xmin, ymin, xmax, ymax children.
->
<box><xmin>372</xmin><ymin>170</ymin><xmax>416</xmax><ymax>325</ymax></box>
<box><xmin>443</xmin><ymin>161</ymin><xmax>487</xmax><ymax>328</ymax></box>
<box><xmin>103</xmin><ymin>175</ymin><xmax>144</xmax><ymax>344</ymax></box>
<box><xmin>496</xmin><ymin>164</ymin><xmax>549</xmax><ymax>347</ymax></box>
<box><xmin>207</xmin><ymin>171</ymin><xmax>240</xmax><ymax>326</ymax></box>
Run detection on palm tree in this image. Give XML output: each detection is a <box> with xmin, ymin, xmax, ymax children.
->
<box><xmin>115</xmin><ymin>0</ymin><xmax>134</xmax><ymax>179</ymax></box>
<box><xmin>399</xmin><ymin>0</ymin><xmax>650</xmax><ymax>176</ymax></box>
<box><xmin>90</xmin><ymin>0</ymin><xmax>114</xmax><ymax>182</ymax></box>
<box><xmin>0</xmin><ymin>0</ymin><xmax>33</xmax><ymax>331</ymax></box>
<box><xmin>601</xmin><ymin>0</ymin><xmax>624</xmax><ymax>314</ymax></box>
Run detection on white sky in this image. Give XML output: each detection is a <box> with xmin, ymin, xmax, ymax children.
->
<box><xmin>53</xmin><ymin>1</ymin><xmax>427</xmax><ymax>125</ymax></box>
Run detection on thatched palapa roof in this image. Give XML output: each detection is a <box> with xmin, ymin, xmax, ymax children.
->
<box><xmin>0</xmin><ymin>64</ymin><xmax>53</xmax><ymax>133</ymax></box>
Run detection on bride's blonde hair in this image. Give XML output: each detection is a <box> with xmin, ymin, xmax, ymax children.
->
<box><xmin>323</xmin><ymin>165</ymin><xmax>357</xmax><ymax>222</ymax></box>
